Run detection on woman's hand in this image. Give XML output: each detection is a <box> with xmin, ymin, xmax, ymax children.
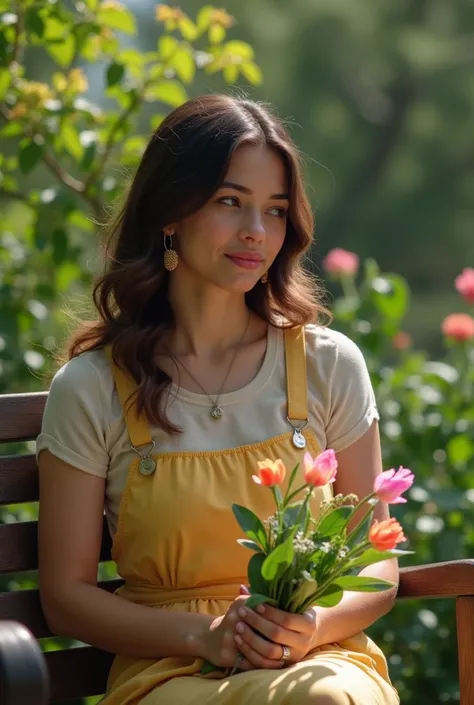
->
<box><xmin>234</xmin><ymin>602</ymin><xmax>317</xmax><ymax>669</ymax></box>
<box><xmin>202</xmin><ymin>596</ymin><xmax>256</xmax><ymax>671</ymax></box>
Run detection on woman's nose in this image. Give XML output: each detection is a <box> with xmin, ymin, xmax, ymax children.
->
<box><xmin>241</xmin><ymin>213</ymin><xmax>265</xmax><ymax>241</ymax></box>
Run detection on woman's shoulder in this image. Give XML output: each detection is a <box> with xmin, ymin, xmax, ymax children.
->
<box><xmin>304</xmin><ymin>324</ymin><xmax>365</xmax><ymax>369</ymax></box>
<box><xmin>47</xmin><ymin>348</ymin><xmax>113</xmax><ymax>397</ymax></box>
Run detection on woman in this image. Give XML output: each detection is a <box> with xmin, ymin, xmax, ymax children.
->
<box><xmin>37</xmin><ymin>94</ymin><xmax>400</xmax><ymax>705</ymax></box>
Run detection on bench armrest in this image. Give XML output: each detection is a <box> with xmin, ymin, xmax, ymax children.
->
<box><xmin>398</xmin><ymin>559</ymin><xmax>474</xmax><ymax>599</ymax></box>
<box><xmin>0</xmin><ymin>621</ymin><xmax>49</xmax><ymax>705</ymax></box>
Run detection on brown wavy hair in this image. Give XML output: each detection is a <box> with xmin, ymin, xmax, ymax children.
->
<box><xmin>61</xmin><ymin>94</ymin><xmax>332</xmax><ymax>434</ymax></box>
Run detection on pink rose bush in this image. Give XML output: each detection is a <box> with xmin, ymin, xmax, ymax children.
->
<box><xmin>322</xmin><ymin>248</ymin><xmax>360</xmax><ymax>277</ymax></box>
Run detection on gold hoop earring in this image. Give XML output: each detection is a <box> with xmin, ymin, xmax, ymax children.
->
<box><xmin>163</xmin><ymin>230</ymin><xmax>178</xmax><ymax>271</ymax></box>
<box><xmin>261</xmin><ymin>271</ymin><xmax>268</xmax><ymax>284</ymax></box>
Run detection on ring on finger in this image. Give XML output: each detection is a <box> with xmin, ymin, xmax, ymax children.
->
<box><xmin>279</xmin><ymin>645</ymin><xmax>291</xmax><ymax>669</ymax></box>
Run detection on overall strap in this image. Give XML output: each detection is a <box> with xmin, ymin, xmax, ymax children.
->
<box><xmin>104</xmin><ymin>346</ymin><xmax>153</xmax><ymax>450</ymax></box>
<box><xmin>284</xmin><ymin>326</ymin><xmax>308</xmax><ymax>424</ymax></box>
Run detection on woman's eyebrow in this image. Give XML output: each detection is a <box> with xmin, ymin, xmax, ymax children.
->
<box><xmin>220</xmin><ymin>181</ymin><xmax>289</xmax><ymax>200</ymax></box>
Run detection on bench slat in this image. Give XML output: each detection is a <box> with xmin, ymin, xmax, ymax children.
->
<box><xmin>0</xmin><ymin>579</ymin><xmax>123</xmax><ymax>639</ymax></box>
<box><xmin>46</xmin><ymin>646</ymin><xmax>114</xmax><ymax>701</ymax></box>
<box><xmin>0</xmin><ymin>393</ymin><xmax>47</xmax><ymax>443</ymax></box>
<box><xmin>0</xmin><ymin>454</ymin><xmax>39</xmax><ymax>505</ymax></box>
<box><xmin>397</xmin><ymin>559</ymin><xmax>474</xmax><ymax>599</ymax></box>
<box><xmin>0</xmin><ymin>517</ymin><xmax>113</xmax><ymax>574</ymax></box>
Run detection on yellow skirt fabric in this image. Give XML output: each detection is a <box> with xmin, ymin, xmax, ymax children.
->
<box><xmin>104</xmin><ymin>599</ymin><xmax>399</xmax><ymax>705</ymax></box>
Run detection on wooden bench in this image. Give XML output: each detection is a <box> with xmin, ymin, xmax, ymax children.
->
<box><xmin>0</xmin><ymin>391</ymin><xmax>473</xmax><ymax>704</ymax></box>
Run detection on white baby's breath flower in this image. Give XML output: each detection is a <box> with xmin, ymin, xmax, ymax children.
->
<box><xmin>293</xmin><ymin>531</ymin><xmax>316</xmax><ymax>555</ymax></box>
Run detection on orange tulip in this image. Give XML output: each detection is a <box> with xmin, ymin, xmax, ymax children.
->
<box><xmin>369</xmin><ymin>518</ymin><xmax>406</xmax><ymax>551</ymax></box>
<box><xmin>253</xmin><ymin>459</ymin><xmax>286</xmax><ymax>487</ymax></box>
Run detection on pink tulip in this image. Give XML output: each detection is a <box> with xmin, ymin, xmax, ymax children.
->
<box><xmin>374</xmin><ymin>467</ymin><xmax>414</xmax><ymax>504</ymax></box>
<box><xmin>253</xmin><ymin>459</ymin><xmax>286</xmax><ymax>487</ymax></box>
<box><xmin>441</xmin><ymin>313</ymin><xmax>474</xmax><ymax>342</ymax></box>
<box><xmin>322</xmin><ymin>248</ymin><xmax>359</xmax><ymax>277</ymax></box>
<box><xmin>304</xmin><ymin>450</ymin><xmax>338</xmax><ymax>487</ymax></box>
<box><xmin>455</xmin><ymin>268</ymin><xmax>474</xmax><ymax>304</ymax></box>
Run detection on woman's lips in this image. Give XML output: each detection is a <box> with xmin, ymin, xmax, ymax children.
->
<box><xmin>225</xmin><ymin>254</ymin><xmax>263</xmax><ymax>270</ymax></box>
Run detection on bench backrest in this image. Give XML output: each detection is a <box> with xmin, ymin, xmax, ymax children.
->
<box><xmin>0</xmin><ymin>392</ymin><xmax>119</xmax><ymax>702</ymax></box>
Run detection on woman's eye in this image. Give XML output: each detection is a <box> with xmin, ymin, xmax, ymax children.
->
<box><xmin>219</xmin><ymin>196</ymin><xmax>239</xmax><ymax>207</ymax></box>
<box><xmin>268</xmin><ymin>206</ymin><xmax>288</xmax><ymax>218</ymax></box>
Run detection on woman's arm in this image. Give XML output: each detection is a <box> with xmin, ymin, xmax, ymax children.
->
<box><xmin>38</xmin><ymin>451</ymin><xmax>214</xmax><ymax>659</ymax></box>
<box><xmin>310</xmin><ymin>420</ymin><xmax>399</xmax><ymax>648</ymax></box>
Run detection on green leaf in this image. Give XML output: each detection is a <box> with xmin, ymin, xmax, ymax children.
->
<box><xmin>52</xmin><ymin>229</ymin><xmax>68</xmax><ymax>266</ymax></box>
<box><xmin>0</xmin><ymin>121</ymin><xmax>22</xmax><ymax>138</ymax></box>
<box><xmin>348</xmin><ymin>548</ymin><xmax>414</xmax><ymax>570</ymax></box>
<box><xmin>145</xmin><ymin>79</ymin><xmax>187</xmax><ymax>107</ymax></box>
<box><xmin>0</xmin><ymin>68</ymin><xmax>11</xmax><ymax>100</ymax></box>
<box><xmin>334</xmin><ymin>575</ymin><xmax>396</xmax><ymax>592</ymax></box>
<box><xmin>223</xmin><ymin>64</ymin><xmax>239</xmax><ymax>83</ymax></box>
<box><xmin>237</xmin><ymin>539</ymin><xmax>262</xmax><ymax>552</ymax></box>
<box><xmin>178</xmin><ymin>16</ymin><xmax>198</xmax><ymax>41</ymax></box>
<box><xmin>150</xmin><ymin>113</ymin><xmax>165</xmax><ymax>131</ymax></box>
<box><xmin>46</xmin><ymin>36</ymin><xmax>76</xmax><ymax>68</ymax></box>
<box><xmin>313</xmin><ymin>584</ymin><xmax>344</xmax><ymax>608</ymax></box>
<box><xmin>248</xmin><ymin>552</ymin><xmax>269</xmax><ymax>595</ymax></box>
<box><xmin>447</xmin><ymin>435</ymin><xmax>473</xmax><ymax>467</ymax></box>
<box><xmin>106</xmin><ymin>61</ymin><xmax>125</xmax><ymax>87</ymax></box>
<box><xmin>197</xmin><ymin>6</ymin><xmax>214</xmax><ymax>33</ymax></box>
<box><xmin>97</xmin><ymin>6</ymin><xmax>137</xmax><ymax>34</ymax></box>
<box><xmin>261</xmin><ymin>535</ymin><xmax>294</xmax><ymax>581</ymax></box>
<box><xmin>240</xmin><ymin>61</ymin><xmax>263</xmax><ymax>86</ymax></box>
<box><xmin>370</xmin><ymin>274</ymin><xmax>410</xmax><ymax>323</ymax></box>
<box><xmin>225</xmin><ymin>41</ymin><xmax>254</xmax><ymax>60</ymax></box>
<box><xmin>80</xmin><ymin>141</ymin><xmax>96</xmax><ymax>171</ymax></box>
<box><xmin>347</xmin><ymin>513</ymin><xmax>372</xmax><ymax>548</ymax></box>
<box><xmin>55</xmin><ymin>261</ymin><xmax>81</xmax><ymax>291</ymax></box>
<box><xmin>158</xmin><ymin>35</ymin><xmax>178</xmax><ymax>60</ymax></box>
<box><xmin>19</xmin><ymin>141</ymin><xmax>44</xmax><ymax>174</ymax></box>
<box><xmin>200</xmin><ymin>660</ymin><xmax>218</xmax><ymax>675</ymax></box>
<box><xmin>282</xmin><ymin>501</ymin><xmax>306</xmax><ymax>530</ymax></box>
<box><xmin>25</xmin><ymin>7</ymin><xmax>45</xmax><ymax>37</ymax></box>
<box><xmin>232</xmin><ymin>504</ymin><xmax>267</xmax><ymax>550</ymax></box>
<box><xmin>245</xmin><ymin>593</ymin><xmax>278</xmax><ymax>609</ymax></box>
<box><xmin>60</xmin><ymin>123</ymin><xmax>83</xmax><ymax>160</ymax></box>
<box><xmin>172</xmin><ymin>46</ymin><xmax>196</xmax><ymax>83</ymax></box>
<box><xmin>209</xmin><ymin>24</ymin><xmax>226</xmax><ymax>44</ymax></box>
<box><xmin>286</xmin><ymin>462</ymin><xmax>300</xmax><ymax>498</ymax></box>
<box><xmin>316</xmin><ymin>506</ymin><xmax>353</xmax><ymax>538</ymax></box>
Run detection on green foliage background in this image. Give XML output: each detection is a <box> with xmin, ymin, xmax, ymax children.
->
<box><xmin>0</xmin><ymin>1</ymin><xmax>473</xmax><ymax>704</ymax></box>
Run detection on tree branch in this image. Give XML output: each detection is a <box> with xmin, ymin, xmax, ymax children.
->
<box><xmin>84</xmin><ymin>92</ymin><xmax>142</xmax><ymax>190</ymax></box>
<box><xmin>0</xmin><ymin>186</ymin><xmax>34</xmax><ymax>207</ymax></box>
<box><xmin>11</xmin><ymin>2</ymin><xmax>25</xmax><ymax>66</ymax></box>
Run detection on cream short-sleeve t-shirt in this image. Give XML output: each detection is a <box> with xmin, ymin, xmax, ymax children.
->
<box><xmin>36</xmin><ymin>325</ymin><xmax>379</xmax><ymax>537</ymax></box>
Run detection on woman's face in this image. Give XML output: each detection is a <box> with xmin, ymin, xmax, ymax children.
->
<box><xmin>172</xmin><ymin>143</ymin><xmax>289</xmax><ymax>293</ymax></box>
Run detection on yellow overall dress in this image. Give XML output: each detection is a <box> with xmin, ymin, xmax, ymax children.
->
<box><xmin>102</xmin><ymin>327</ymin><xmax>399</xmax><ymax>705</ymax></box>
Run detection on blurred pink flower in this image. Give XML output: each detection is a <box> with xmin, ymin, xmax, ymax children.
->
<box><xmin>304</xmin><ymin>449</ymin><xmax>338</xmax><ymax>487</ymax></box>
<box><xmin>392</xmin><ymin>331</ymin><xmax>413</xmax><ymax>350</ymax></box>
<box><xmin>455</xmin><ymin>268</ymin><xmax>474</xmax><ymax>304</ymax></box>
<box><xmin>441</xmin><ymin>313</ymin><xmax>474</xmax><ymax>342</ymax></box>
<box><xmin>322</xmin><ymin>248</ymin><xmax>359</xmax><ymax>277</ymax></box>
<box><xmin>374</xmin><ymin>467</ymin><xmax>414</xmax><ymax>504</ymax></box>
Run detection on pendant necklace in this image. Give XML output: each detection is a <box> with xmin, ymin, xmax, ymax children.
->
<box><xmin>171</xmin><ymin>312</ymin><xmax>251</xmax><ymax>421</ymax></box>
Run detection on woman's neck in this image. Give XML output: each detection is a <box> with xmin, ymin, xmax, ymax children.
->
<box><xmin>166</xmin><ymin>279</ymin><xmax>250</xmax><ymax>357</ymax></box>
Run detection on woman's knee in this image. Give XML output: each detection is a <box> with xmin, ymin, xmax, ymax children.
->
<box><xmin>297</xmin><ymin>680</ymin><xmax>352</xmax><ymax>705</ymax></box>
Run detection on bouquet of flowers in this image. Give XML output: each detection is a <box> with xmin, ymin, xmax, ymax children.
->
<box><xmin>202</xmin><ymin>449</ymin><xmax>414</xmax><ymax>674</ymax></box>
<box><xmin>235</xmin><ymin>450</ymin><xmax>414</xmax><ymax>614</ymax></box>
